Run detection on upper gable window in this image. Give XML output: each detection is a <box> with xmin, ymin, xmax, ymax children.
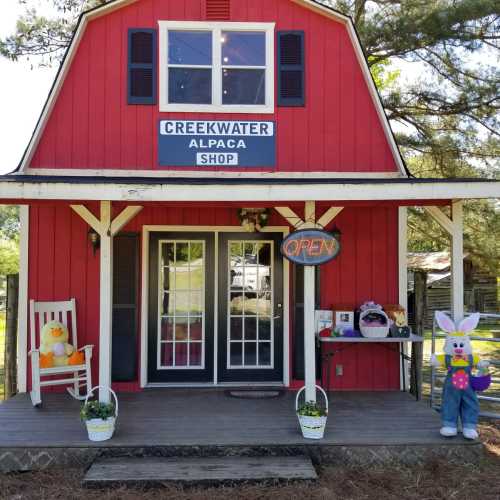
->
<box><xmin>159</xmin><ymin>21</ymin><xmax>274</xmax><ymax>113</ymax></box>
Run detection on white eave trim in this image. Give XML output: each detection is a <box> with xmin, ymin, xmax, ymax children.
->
<box><xmin>0</xmin><ymin>180</ymin><xmax>498</xmax><ymax>202</ymax></box>
<box><xmin>17</xmin><ymin>0</ymin><xmax>408</xmax><ymax>178</ymax></box>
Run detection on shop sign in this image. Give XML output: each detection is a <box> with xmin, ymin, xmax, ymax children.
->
<box><xmin>280</xmin><ymin>229</ymin><xmax>340</xmax><ymax>266</ymax></box>
<box><xmin>158</xmin><ymin>120</ymin><xmax>275</xmax><ymax>167</ymax></box>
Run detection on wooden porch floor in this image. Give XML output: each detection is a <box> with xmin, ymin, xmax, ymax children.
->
<box><xmin>0</xmin><ymin>389</ymin><xmax>475</xmax><ymax>448</ymax></box>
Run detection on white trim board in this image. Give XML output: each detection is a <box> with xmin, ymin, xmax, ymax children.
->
<box><xmin>16</xmin><ymin>205</ymin><xmax>29</xmax><ymax>393</ymax></box>
<box><xmin>2</xmin><ymin>179</ymin><xmax>499</xmax><ymax>202</ymax></box>
<box><xmin>140</xmin><ymin>225</ymin><xmax>290</xmax><ymax>389</ymax></box>
<box><xmin>23</xmin><ymin>169</ymin><xmax>403</xmax><ymax>179</ymax></box>
<box><xmin>17</xmin><ymin>0</ymin><xmax>408</xmax><ymax>177</ymax></box>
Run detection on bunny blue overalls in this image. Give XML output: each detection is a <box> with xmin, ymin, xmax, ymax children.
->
<box><xmin>441</xmin><ymin>354</ymin><xmax>479</xmax><ymax>431</ymax></box>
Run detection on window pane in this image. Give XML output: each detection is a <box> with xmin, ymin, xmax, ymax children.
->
<box><xmin>169</xmin><ymin>68</ymin><xmax>212</xmax><ymax>104</ymax></box>
<box><xmin>168</xmin><ymin>31</ymin><xmax>212</xmax><ymax>65</ymax></box>
<box><xmin>190</xmin><ymin>317</ymin><xmax>203</xmax><ymax>341</ymax></box>
<box><xmin>175</xmin><ymin>320</ymin><xmax>189</xmax><ymax>341</ymax></box>
<box><xmin>175</xmin><ymin>343</ymin><xmax>188</xmax><ymax>366</ymax></box>
<box><xmin>222</xmin><ymin>69</ymin><xmax>265</xmax><ymax>104</ymax></box>
<box><xmin>259</xmin><ymin>342</ymin><xmax>271</xmax><ymax>366</ymax></box>
<box><xmin>161</xmin><ymin>317</ymin><xmax>175</xmax><ymax>341</ymax></box>
<box><xmin>161</xmin><ymin>343</ymin><xmax>173</xmax><ymax>367</ymax></box>
<box><xmin>231</xmin><ymin>342</ymin><xmax>243</xmax><ymax>366</ymax></box>
<box><xmin>222</xmin><ymin>32</ymin><xmax>265</xmax><ymax>66</ymax></box>
<box><xmin>230</xmin><ymin>317</ymin><xmax>243</xmax><ymax>341</ymax></box>
<box><xmin>189</xmin><ymin>343</ymin><xmax>202</xmax><ymax>366</ymax></box>
<box><xmin>245</xmin><ymin>342</ymin><xmax>257</xmax><ymax>365</ymax></box>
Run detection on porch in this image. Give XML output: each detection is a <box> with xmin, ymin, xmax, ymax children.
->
<box><xmin>0</xmin><ymin>389</ymin><xmax>481</xmax><ymax>472</ymax></box>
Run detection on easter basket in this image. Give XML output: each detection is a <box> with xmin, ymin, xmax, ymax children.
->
<box><xmin>359</xmin><ymin>309</ymin><xmax>389</xmax><ymax>338</ymax></box>
<box><xmin>470</xmin><ymin>373</ymin><xmax>492</xmax><ymax>392</ymax></box>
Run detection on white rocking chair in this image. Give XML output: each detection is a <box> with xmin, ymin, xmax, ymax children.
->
<box><xmin>29</xmin><ymin>298</ymin><xmax>93</xmax><ymax>406</ymax></box>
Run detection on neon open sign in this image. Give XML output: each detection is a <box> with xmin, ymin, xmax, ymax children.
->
<box><xmin>280</xmin><ymin>229</ymin><xmax>341</xmax><ymax>266</ymax></box>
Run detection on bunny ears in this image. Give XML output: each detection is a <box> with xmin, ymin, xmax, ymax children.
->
<box><xmin>435</xmin><ymin>311</ymin><xmax>481</xmax><ymax>334</ymax></box>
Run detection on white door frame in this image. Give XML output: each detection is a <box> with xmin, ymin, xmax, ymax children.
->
<box><xmin>140</xmin><ymin>225</ymin><xmax>290</xmax><ymax>388</ymax></box>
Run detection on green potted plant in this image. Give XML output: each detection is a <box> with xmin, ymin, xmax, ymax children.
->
<box><xmin>80</xmin><ymin>386</ymin><xmax>118</xmax><ymax>441</ymax></box>
<box><xmin>295</xmin><ymin>385</ymin><xmax>328</xmax><ymax>439</ymax></box>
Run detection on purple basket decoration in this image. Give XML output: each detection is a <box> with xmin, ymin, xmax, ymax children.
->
<box><xmin>470</xmin><ymin>374</ymin><xmax>491</xmax><ymax>392</ymax></box>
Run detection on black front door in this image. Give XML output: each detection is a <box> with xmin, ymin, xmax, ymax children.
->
<box><xmin>218</xmin><ymin>233</ymin><xmax>284</xmax><ymax>383</ymax></box>
<box><xmin>148</xmin><ymin>232</ymin><xmax>214</xmax><ymax>383</ymax></box>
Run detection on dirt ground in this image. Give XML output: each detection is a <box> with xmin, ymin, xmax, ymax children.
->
<box><xmin>1</xmin><ymin>422</ymin><xmax>499</xmax><ymax>500</ymax></box>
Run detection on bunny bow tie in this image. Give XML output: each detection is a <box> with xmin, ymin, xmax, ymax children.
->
<box><xmin>453</xmin><ymin>354</ymin><xmax>468</xmax><ymax>362</ymax></box>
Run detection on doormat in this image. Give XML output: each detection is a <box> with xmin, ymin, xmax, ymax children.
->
<box><xmin>226</xmin><ymin>389</ymin><xmax>284</xmax><ymax>399</ymax></box>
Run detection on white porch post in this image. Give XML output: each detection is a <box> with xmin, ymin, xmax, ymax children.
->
<box><xmin>98</xmin><ymin>201</ymin><xmax>113</xmax><ymax>403</ymax></box>
<box><xmin>71</xmin><ymin>201</ymin><xmax>143</xmax><ymax>403</ymax></box>
<box><xmin>304</xmin><ymin>265</ymin><xmax>316</xmax><ymax>402</ymax></box>
<box><xmin>450</xmin><ymin>200</ymin><xmax>464</xmax><ymax>321</ymax></box>
<box><xmin>275</xmin><ymin>202</ymin><xmax>344</xmax><ymax>403</ymax></box>
<box><xmin>303</xmin><ymin>201</ymin><xmax>317</xmax><ymax>402</ymax></box>
<box><xmin>424</xmin><ymin>201</ymin><xmax>464</xmax><ymax>323</ymax></box>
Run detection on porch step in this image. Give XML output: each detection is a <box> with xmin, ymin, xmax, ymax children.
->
<box><xmin>83</xmin><ymin>456</ymin><xmax>317</xmax><ymax>486</ymax></box>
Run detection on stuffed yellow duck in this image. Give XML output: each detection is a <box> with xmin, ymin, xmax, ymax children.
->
<box><xmin>39</xmin><ymin>321</ymin><xmax>82</xmax><ymax>368</ymax></box>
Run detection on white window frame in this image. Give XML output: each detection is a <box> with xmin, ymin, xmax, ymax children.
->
<box><xmin>157</xmin><ymin>239</ymin><xmax>206</xmax><ymax>370</ymax></box>
<box><xmin>226</xmin><ymin>240</ymin><xmax>275</xmax><ymax>370</ymax></box>
<box><xmin>158</xmin><ymin>21</ymin><xmax>275</xmax><ymax>113</ymax></box>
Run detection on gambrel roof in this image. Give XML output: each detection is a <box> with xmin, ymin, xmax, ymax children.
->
<box><xmin>15</xmin><ymin>0</ymin><xmax>408</xmax><ymax>176</ymax></box>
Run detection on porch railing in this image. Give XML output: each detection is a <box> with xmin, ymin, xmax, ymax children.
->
<box><xmin>430</xmin><ymin>312</ymin><xmax>500</xmax><ymax>419</ymax></box>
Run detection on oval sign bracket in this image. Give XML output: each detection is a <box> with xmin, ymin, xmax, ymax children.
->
<box><xmin>280</xmin><ymin>229</ymin><xmax>340</xmax><ymax>266</ymax></box>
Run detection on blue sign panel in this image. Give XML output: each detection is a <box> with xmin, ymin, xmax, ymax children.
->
<box><xmin>158</xmin><ymin>120</ymin><xmax>275</xmax><ymax>168</ymax></box>
<box><xmin>280</xmin><ymin>229</ymin><xmax>341</xmax><ymax>266</ymax></box>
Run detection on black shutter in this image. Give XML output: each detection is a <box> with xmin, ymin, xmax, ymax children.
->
<box><xmin>112</xmin><ymin>233</ymin><xmax>139</xmax><ymax>382</ymax></box>
<box><xmin>128</xmin><ymin>29</ymin><xmax>157</xmax><ymax>105</ymax></box>
<box><xmin>277</xmin><ymin>31</ymin><xmax>305</xmax><ymax>107</ymax></box>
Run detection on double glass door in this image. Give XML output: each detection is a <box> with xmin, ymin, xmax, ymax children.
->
<box><xmin>148</xmin><ymin>232</ymin><xmax>283</xmax><ymax>384</ymax></box>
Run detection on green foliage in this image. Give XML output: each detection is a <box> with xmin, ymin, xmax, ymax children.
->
<box><xmin>0</xmin><ymin>240</ymin><xmax>19</xmax><ymax>276</ymax></box>
<box><xmin>297</xmin><ymin>400</ymin><xmax>328</xmax><ymax>417</ymax></box>
<box><xmin>80</xmin><ymin>400</ymin><xmax>115</xmax><ymax>421</ymax></box>
<box><xmin>0</xmin><ymin>206</ymin><xmax>20</xmax><ymax>276</ymax></box>
<box><xmin>0</xmin><ymin>206</ymin><xmax>20</xmax><ymax>241</ymax></box>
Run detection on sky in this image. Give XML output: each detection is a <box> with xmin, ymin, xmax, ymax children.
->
<box><xmin>0</xmin><ymin>0</ymin><xmax>426</xmax><ymax>176</ymax></box>
<box><xmin>0</xmin><ymin>1</ymin><xmax>57</xmax><ymax>174</ymax></box>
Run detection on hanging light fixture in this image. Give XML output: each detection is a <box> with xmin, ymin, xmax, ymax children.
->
<box><xmin>88</xmin><ymin>227</ymin><xmax>100</xmax><ymax>255</ymax></box>
<box><xmin>238</xmin><ymin>208</ymin><xmax>270</xmax><ymax>232</ymax></box>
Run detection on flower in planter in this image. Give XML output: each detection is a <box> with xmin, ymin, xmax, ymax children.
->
<box><xmin>80</xmin><ymin>400</ymin><xmax>115</xmax><ymax>421</ymax></box>
<box><xmin>297</xmin><ymin>401</ymin><xmax>327</xmax><ymax>417</ymax></box>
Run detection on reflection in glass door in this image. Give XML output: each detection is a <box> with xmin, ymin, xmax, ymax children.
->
<box><xmin>218</xmin><ymin>232</ymin><xmax>283</xmax><ymax>383</ymax></box>
<box><xmin>158</xmin><ymin>240</ymin><xmax>205</xmax><ymax>369</ymax></box>
<box><xmin>228</xmin><ymin>241</ymin><xmax>273</xmax><ymax>369</ymax></box>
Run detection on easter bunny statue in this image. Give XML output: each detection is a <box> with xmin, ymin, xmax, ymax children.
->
<box><xmin>431</xmin><ymin>311</ymin><xmax>489</xmax><ymax>440</ymax></box>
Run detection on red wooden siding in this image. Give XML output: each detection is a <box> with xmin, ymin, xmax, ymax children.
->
<box><xmin>29</xmin><ymin>0</ymin><xmax>398</xmax><ymax>173</ymax></box>
<box><xmin>27</xmin><ymin>202</ymin><xmax>400</xmax><ymax>392</ymax></box>
<box><xmin>319</xmin><ymin>206</ymin><xmax>400</xmax><ymax>390</ymax></box>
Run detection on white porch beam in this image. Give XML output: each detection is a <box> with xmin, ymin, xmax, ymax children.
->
<box><xmin>304</xmin><ymin>200</ymin><xmax>316</xmax><ymax>228</ymax></box>
<box><xmin>398</xmin><ymin>207</ymin><xmax>408</xmax><ymax>390</ymax></box>
<box><xmin>316</xmin><ymin>207</ymin><xmax>344</xmax><ymax>228</ymax></box>
<box><xmin>274</xmin><ymin>206</ymin><xmax>304</xmax><ymax>228</ymax></box>
<box><xmin>2</xmin><ymin>179</ymin><xmax>499</xmax><ymax>202</ymax></box>
<box><xmin>424</xmin><ymin>202</ymin><xmax>465</xmax><ymax>322</ymax></box>
<box><xmin>110</xmin><ymin>205</ymin><xmax>143</xmax><ymax>236</ymax></box>
<box><xmin>70</xmin><ymin>204</ymin><xmax>104</xmax><ymax>234</ymax></box>
<box><xmin>451</xmin><ymin>200</ymin><xmax>464</xmax><ymax>321</ymax></box>
<box><xmin>423</xmin><ymin>206</ymin><xmax>454</xmax><ymax>235</ymax></box>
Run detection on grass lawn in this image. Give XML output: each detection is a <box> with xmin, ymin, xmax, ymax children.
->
<box><xmin>0</xmin><ymin>422</ymin><xmax>499</xmax><ymax>499</ymax></box>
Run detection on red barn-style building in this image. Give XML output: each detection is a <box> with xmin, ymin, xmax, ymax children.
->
<box><xmin>0</xmin><ymin>0</ymin><xmax>498</xmax><ymax>406</ymax></box>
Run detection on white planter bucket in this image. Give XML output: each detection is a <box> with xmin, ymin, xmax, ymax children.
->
<box><xmin>295</xmin><ymin>385</ymin><xmax>328</xmax><ymax>440</ymax></box>
<box><xmin>83</xmin><ymin>386</ymin><xmax>118</xmax><ymax>442</ymax></box>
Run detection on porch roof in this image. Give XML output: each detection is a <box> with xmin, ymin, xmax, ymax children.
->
<box><xmin>0</xmin><ymin>175</ymin><xmax>498</xmax><ymax>203</ymax></box>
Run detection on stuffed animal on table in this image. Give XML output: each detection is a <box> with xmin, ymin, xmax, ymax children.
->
<box><xmin>430</xmin><ymin>311</ymin><xmax>489</xmax><ymax>440</ymax></box>
<box><xmin>389</xmin><ymin>309</ymin><xmax>411</xmax><ymax>338</ymax></box>
<box><xmin>39</xmin><ymin>320</ymin><xmax>83</xmax><ymax>368</ymax></box>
